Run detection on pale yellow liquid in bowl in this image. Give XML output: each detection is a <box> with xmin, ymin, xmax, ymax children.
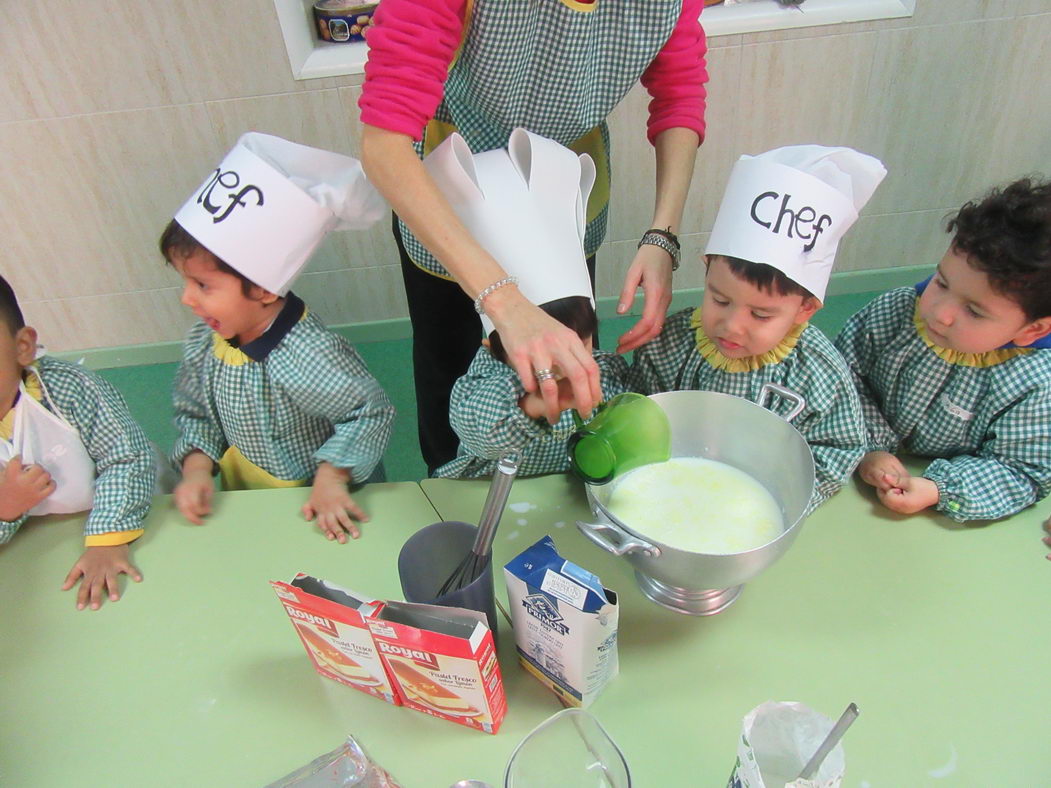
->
<box><xmin>605</xmin><ymin>457</ymin><xmax>784</xmax><ymax>554</ymax></box>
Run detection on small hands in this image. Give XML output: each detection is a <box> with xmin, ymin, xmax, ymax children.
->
<box><xmin>302</xmin><ymin>463</ymin><xmax>368</xmax><ymax>544</ymax></box>
<box><xmin>0</xmin><ymin>455</ymin><xmax>55</xmax><ymax>520</ymax></box>
<box><xmin>62</xmin><ymin>544</ymin><xmax>142</xmax><ymax>610</ymax></box>
<box><xmin>858</xmin><ymin>451</ymin><xmax>939</xmax><ymax>515</ymax></box>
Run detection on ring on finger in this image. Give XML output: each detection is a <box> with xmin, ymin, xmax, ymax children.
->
<box><xmin>534</xmin><ymin>367</ymin><xmax>556</xmax><ymax>382</ymax></box>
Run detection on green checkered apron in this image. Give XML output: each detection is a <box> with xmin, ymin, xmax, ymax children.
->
<box><xmin>400</xmin><ymin>0</ymin><xmax>683</xmax><ymax>279</ymax></box>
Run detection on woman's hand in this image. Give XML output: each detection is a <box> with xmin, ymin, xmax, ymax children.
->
<box><xmin>615</xmin><ymin>243</ymin><xmax>674</xmax><ymax>353</ymax></box>
<box><xmin>486</xmin><ymin>286</ymin><xmax>600</xmax><ymax>424</ymax></box>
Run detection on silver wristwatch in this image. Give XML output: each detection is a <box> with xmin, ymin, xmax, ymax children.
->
<box><xmin>638</xmin><ymin>228</ymin><xmax>681</xmax><ymax>271</ymax></box>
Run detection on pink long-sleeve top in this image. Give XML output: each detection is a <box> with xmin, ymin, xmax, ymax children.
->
<box><xmin>359</xmin><ymin>0</ymin><xmax>708</xmax><ymax>146</ymax></box>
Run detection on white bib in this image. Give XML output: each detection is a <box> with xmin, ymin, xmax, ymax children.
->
<box><xmin>0</xmin><ymin>378</ymin><xmax>96</xmax><ymax>516</ymax></box>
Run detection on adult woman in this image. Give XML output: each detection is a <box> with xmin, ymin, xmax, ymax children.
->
<box><xmin>359</xmin><ymin>0</ymin><xmax>708</xmax><ymax>473</ymax></box>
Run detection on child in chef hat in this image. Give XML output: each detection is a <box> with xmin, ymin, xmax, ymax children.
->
<box><xmin>426</xmin><ymin>129</ymin><xmax>631</xmax><ymax>478</ymax></box>
<box><xmin>163</xmin><ymin>132</ymin><xmax>395</xmax><ymax>543</ymax></box>
<box><xmin>630</xmin><ymin>145</ymin><xmax>887</xmax><ymax>512</ymax></box>
<box><xmin>835</xmin><ymin>177</ymin><xmax>1051</xmax><ymax>522</ymax></box>
<box><xmin>0</xmin><ymin>274</ymin><xmax>155</xmax><ymax>609</ymax></box>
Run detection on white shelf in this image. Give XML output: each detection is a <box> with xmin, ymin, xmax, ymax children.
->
<box><xmin>703</xmin><ymin>0</ymin><xmax>916</xmax><ymax>38</ymax></box>
<box><xmin>274</xmin><ymin>0</ymin><xmax>917</xmax><ymax>81</ymax></box>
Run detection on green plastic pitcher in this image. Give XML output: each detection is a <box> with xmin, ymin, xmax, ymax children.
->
<box><xmin>567</xmin><ymin>392</ymin><xmax>671</xmax><ymax>484</ymax></box>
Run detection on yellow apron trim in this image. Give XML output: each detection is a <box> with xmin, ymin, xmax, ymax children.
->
<box><xmin>1</xmin><ymin>369</ymin><xmax>43</xmax><ymax>440</ymax></box>
<box><xmin>85</xmin><ymin>529</ymin><xmax>143</xmax><ymax>547</ymax></box>
<box><xmin>448</xmin><ymin>0</ymin><xmax>474</xmax><ymax>70</ymax></box>
<box><xmin>558</xmin><ymin>0</ymin><xmax>600</xmax><ymax>13</ymax></box>
<box><xmin>913</xmin><ymin>306</ymin><xmax>1032</xmax><ymax>368</ymax></box>
<box><xmin>566</xmin><ymin>126</ymin><xmax>610</xmax><ymax>225</ymax></box>
<box><xmin>219</xmin><ymin>445</ymin><xmax>308</xmax><ymax>491</ymax></box>
<box><xmin>691</xmin><ymin>307</ymin><xmax>806</xmax><ymax>373</ymax></box>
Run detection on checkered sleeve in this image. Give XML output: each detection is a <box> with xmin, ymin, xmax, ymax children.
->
<box><xmin>40</xmin><ymin>359</ymin><xmax>154</xmax><ymax>541</ymax></box>
<box><xmin>449</xmin><ymin>348</ymin><xmax>544</xmax><ymax>460</ymax></box>
<box><xmin>788</xmin><ymin>331</ymin><xmax>868</xmax><ymax>512</ymax></box>
<box><xmin>0</xmin><ymin>513</ymin><xmax>29</xmax><ymax>545</ymax></box>
<box><xmin>627</xmin><ymin>308</ymin><xmax>694</xmax><ymax>395</ymax></box>
<box><xmin>171</xmin><ymin>324</ymin><xmax>229</xmax><ymax>467</ymax></box>
<box><xmin>281</xmin><ymin>331</ymin><xmax>395</xmax><ymax>483</ymax></box>
<box><xmin>834</xmin><ymin>293</ymin><xmax>907</xmax><ymax>452</ymax></box>
<box><xmin>923</xmin><ymin>382</ymin><xmax>1051</xmax><ymax>521</ymax></box>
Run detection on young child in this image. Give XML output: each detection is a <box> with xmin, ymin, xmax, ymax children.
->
<box><xmin>423</xmin><ymin>128</ymin><xmax>630</xmax><ymax>477</ymax></box>
<box><xmin>0</xmin><ymin>275</ymin><xmax>154</xmax><ymax>609</ymax></box>
<box><xmin>630</xmin><ymin>145</ymin><xmax>887</xmax><ymax>511</ymax></box>
<box><xmin>436</xmin><ymin>296</ymin><xmax>629</xmax><ymax>478</ymax></box>
<box><xmin>835</xmin><ymin>178</ymin><xmax>1051</xmax><ymax>521</ymax></box>
<box><xmin>165</xmin><ymin>133</ymin><xmax>395</xmax><ymax>542</ymax></box>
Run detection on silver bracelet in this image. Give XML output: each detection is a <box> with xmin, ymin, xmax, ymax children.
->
<box><xmin>473</xmin><ymin>276</ymin><xmax>519</xmax><ymax>315</ymax></box>
<box><xmin>638</xmin><ymin>228</ymin><xmax>681</xmax><ymax>271</ymax></box>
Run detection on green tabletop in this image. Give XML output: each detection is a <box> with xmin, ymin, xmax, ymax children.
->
<box><xmin>420</xmin><ymin>473</ymin><xmax>1051</xmax><ymax>787</ymax></box>
<box><xmin>3</xmin><ymin>476</ymin><xmax>1048</xmax><ymax>787</ymax></box>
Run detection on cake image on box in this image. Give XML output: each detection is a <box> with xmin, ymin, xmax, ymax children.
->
<box><xmin>271</xmin><ymin>574</ymin><xmax>399</xmax><ymax>705</ymax></box>
<box><xmin>367</xmin><ymin>602</ymin><xmax>507</xmax><ymax>734</ymax></box>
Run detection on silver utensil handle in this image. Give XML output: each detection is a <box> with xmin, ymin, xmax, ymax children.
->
<box><xmin>472</xmin><ymin>453</ymin><xmax>519</xmax><ymax>555</ymax></box>
<box><xmin>576</xmin><ymin>520</ymin><xmax>660</xmax><ymax>558</ymax></box>
<box><xmin>757</xmin><ymin>382</ymin><xmax>807</xmax><ymax>423</ymax></box>
<box><xmin>797</xmin><ymin>702</ymin><xmax>859</xmax><ymax>781</ymax></box>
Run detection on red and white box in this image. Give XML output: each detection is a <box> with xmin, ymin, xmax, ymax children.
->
<box><xmin>367</xmin><ymin>602</ymin><xmax>507</xmax><ymax>734</ymax></box>
<box><xmin>271</xmin><ymin>574</ymin><xmax>399</xmax><ymax>706</ymax></box>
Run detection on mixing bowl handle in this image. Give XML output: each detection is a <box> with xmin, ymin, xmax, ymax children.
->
<box><xmin>757</xmin><ymin>382</ymin><xmax>806</xmax><ymax>422</ymax></box>
<box><xmin>575</xmin><ymin>521</ymin><xmax>661</xmax><ymax>558</ymax></box>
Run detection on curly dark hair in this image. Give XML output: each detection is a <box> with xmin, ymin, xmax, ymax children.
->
<box><xmin>0</xmin><ymin>274</ymin><xmax>26</xmax><ymax>334</ymax></box>
<box><xmin>159</xmin><ymin>219</ymin><xmax>258</xmax><ymax>297</ymax></box>
<box><xmin>712</xmin><ymin>255</ymin><xmax>816</xmax><ymax>301</ymax></box>
<box><xmin>947</xmin><ymin>178</ymin><xmax>1051</xmax><ymax>321</ymax></box>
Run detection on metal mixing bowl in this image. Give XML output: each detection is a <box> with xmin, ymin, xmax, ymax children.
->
<box><xmin>577</xmin><ymin>386</ymin><xmax>815</xmax><ymax>615</ymax></box>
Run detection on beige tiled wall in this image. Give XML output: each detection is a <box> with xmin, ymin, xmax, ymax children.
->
<box><xmin>1</xmin><ymin>0</ymin><xmax>1049</xmax><ymax>352</ymax></box>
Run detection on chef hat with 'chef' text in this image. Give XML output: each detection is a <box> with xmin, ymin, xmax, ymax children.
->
<box><xmin>174</xmin><ymin>132</ymin><xmax>387</xmax><ymax>295</ymax></box>
<box><xmin>705</xmin><ymin>145</ymin><xmax>887</xmax><ymax>302</ymax></box>
<box><xmin>423</xmin><ymin>128</ymin><xmax>596</xmax><ymax>335</ymax></box>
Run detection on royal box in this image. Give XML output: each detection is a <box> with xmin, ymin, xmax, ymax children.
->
<box><xmin>271</xmin><ymin>574</ymin><xmax>399</xmax><ymax>706</ymax></box>
<box><xmin>367</xmin><ymin>601</ymin><xmax>507</xmax><ymax>734</ymax></box>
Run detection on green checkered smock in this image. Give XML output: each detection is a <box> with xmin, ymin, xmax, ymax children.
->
<box><xmin>835</xmin><ymin>286</ymin><xmax>1051</xmax><ymax>521</ymax></box>
<box><xmin>629</xmin><ymin>307</ymin><xmax>866</xmax><ymax>512</ymax></box>
<box><xmin>434</xmin><ymin>346</ymin><xmax>631</xmax><ymax>479</ymax></box>
<box><xmin>400</xmin><ymin>0</ymin><xmax>683</xmax><ymax>277</ymax></box>
<box><xmin>0</xmin><ymin>357</ymin><xmax>154</xmax><ymax>545</ymax></box>
<box><xmin>171</xmin><ymin>297</ymin><xmax>394</xmax><ymax>485</ymax></box>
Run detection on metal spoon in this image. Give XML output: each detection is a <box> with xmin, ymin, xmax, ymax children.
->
<box><xmin>796</xmin><ymin>702</ymin><xmax>859</xmax><ymax>781</ymax></box>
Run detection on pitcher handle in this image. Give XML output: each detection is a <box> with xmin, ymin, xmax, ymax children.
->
<box><xmin>757</xmin><ymin>382</ymin><xmax>806</xmax><ymax>423</ymax></box>
<box><xmin>576</xmin><ymin>520</ymin><xmax>661</xmax><ymax>558</ymax></box>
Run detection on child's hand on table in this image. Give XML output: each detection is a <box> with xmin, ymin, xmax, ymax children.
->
<box><xmin>858</xmin><ymin>451</ymin><xmax>909</xmax><ymax>492</ymax></box>
<box><xmin>174</xmin><ymin>451</ymin><xmax>215</xmax><ymax>525</ymax></box>
<box><xmin>302</xmin><ymin>462</ymin><xmax>368</xmax><ymax>543</ymax></box>
<box><xmin>0</xmin><ymin>455</ymin><xmax>55</xmax><ymax>521</ymax></box>
<box><xmin>62</xmin><ymin>544</ymin><xmax>142</xmax><ymax>610</ymax></box>
<box><xmin>875</xmin><ymin>471</ymin><xmax>940</xmax><ymax>515</ymax></box>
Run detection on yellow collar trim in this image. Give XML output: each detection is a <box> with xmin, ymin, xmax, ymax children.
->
<box><xmin>691</xmin><ymin>307</ymin><xmax>806</xmax><ymax>373</ymax></box>
<box><xmin>1</xmin><ymin>368</ymin><xmax>43</xmax><ymax>440</ymax></box>
<box><xmin>210</xmin><ymin>306</ymin><xmax>309</xmax><ymax>367</ymax></box>
<box><xmin>913</xmin><ymin>306</ymin><xmax>1032</xmax><ymax>368</ymax></box>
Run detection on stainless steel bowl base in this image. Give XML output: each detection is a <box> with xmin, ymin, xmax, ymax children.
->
<box><xmin>634</xmin><ymin>571</ymin><xmax>743</xmax><ymax>616</ymax></box>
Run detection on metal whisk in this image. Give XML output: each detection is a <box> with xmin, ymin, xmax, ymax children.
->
<box><xmin>436</xmin><ymin>454</ymin><xmax>519</xmax><ymax>597</ymax></box>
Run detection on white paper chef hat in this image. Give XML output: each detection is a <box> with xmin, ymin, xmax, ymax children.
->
<box><xmin>423</xmin><ymin>128</ymin><xmax>596</xmax><ymax>334</ymax></box>
<box><xmin>174</xmin><ymin>132</ymin><xmax>387</xmax><ymax>295</ymax></box>
<box><xmin>705</xmin><ymin>145</ymin><xmax>887</xmax><ymax>302</ymax></box>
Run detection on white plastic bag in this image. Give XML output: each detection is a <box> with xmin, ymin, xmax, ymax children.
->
<box><xmin>266</xmin><ymin>736</ymin><xmax>401</xmax><ymax>788</ymax></box>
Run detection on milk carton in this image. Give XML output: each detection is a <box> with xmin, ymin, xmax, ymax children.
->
<box><xmin>504</xmin><ymin>535</ymin><xmax>618</xmax><ymax>707</ymax></box>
